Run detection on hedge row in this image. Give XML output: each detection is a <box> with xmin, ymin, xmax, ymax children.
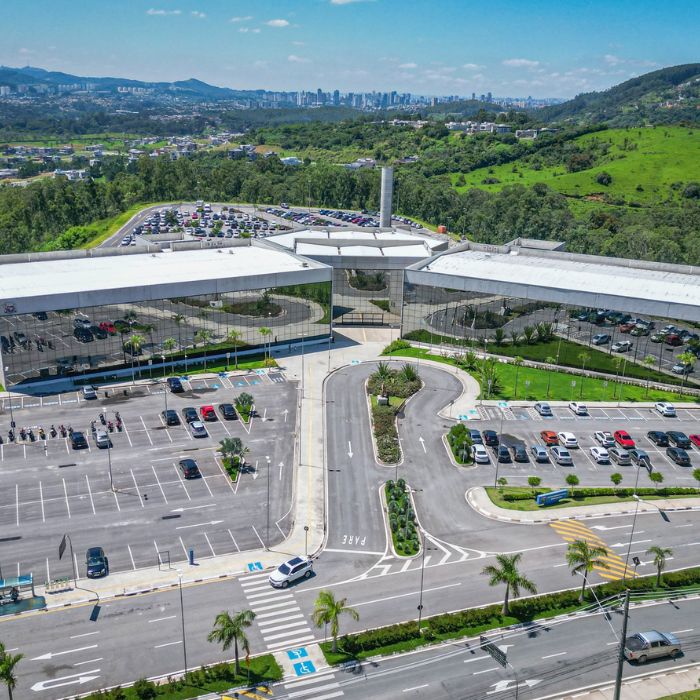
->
<box><xmin>501</xmin><ymin>486</ymin><xmax>700</xmax><ymax>502</ymax></box>
<box><xmin>336</xmin><ymin>566</ymin><xmax>700</xmax><ymax>658</ymax></box>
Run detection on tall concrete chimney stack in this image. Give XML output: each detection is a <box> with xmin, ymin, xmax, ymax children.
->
<box><xmin>379</xmin><ymin>166</ymin><xmax>393</xmax><ymax>228</ymax></box>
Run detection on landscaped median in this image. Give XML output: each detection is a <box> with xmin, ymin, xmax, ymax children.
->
<box><xmin>383</xmin><ymin>479</ymin><xmax>419</xmax><ymax>557</ymax></box>
<box><xmin>319</xmin><ymin>567</ymin><xmax>700</xmax><ymax>666</ymax></box>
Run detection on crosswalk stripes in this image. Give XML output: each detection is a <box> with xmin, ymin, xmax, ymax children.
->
<box><xmin>549</xmin><ymin>520</ymin><xmax>632</xmax><ymax>580</ymax></box>
<box><xmin>281</xmin><ymin>671</ymin><xmax>344</xmax><ymax>700</ymax></box>
<box><xmin>240</xmin><ymin>574</ymin><xmax>317</xmax><ymax>651</ymax></box>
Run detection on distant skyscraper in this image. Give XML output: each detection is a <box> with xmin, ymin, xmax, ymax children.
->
<box><xmin>487</xmin><ymin>91</ymin><xmax>492</xmax><ymax>102</ymax></box>
<box><xmin>333</xmin><ymin>89</ymin><xmax>340</xmax><ymax>106</ymax></box>
<box><xmin>471</xmin><ymin>92</ymin><xmax>476</xmax><ymax>101</ymax></box>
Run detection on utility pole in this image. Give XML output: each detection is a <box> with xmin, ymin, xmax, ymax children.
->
<box><xmin>613</xmin><ymin>590</ymin><xmax>630</xmax><ymax>700</ymax></box>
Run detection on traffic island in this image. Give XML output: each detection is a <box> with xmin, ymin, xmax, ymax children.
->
<box><xmin>382</xmin><ymin>479</ymin><xmax>420</xmax><ymax>557</ymax></box>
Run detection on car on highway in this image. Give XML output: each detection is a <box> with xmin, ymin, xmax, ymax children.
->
<box><xmin>509</xmin><ymin>445</ymin><xmax>529</xmax><ymax>463</ymax></box>
<box><xmin>162</xmin><ymin>409</ymin><xmax>180</xmax><ymax>426</ymax></box>
<box><xmin>557</xmin><ymin>432</ymin><xmax>578</xmax><ymax>448</ymax></box>
<box><xmin>70</xmin><ymin>431</ymin><xmax>88</xmax><ymax>449</ymax></box>
<box><xmin>82</xmin><ymin>384</ymin><xmax>97</xmax><ymax>400</ymax></box>
<box><xmin>530</xmin><ymin>445</ymin><xmax>549</xmax><ymax>462</ymax></box>
<box><xmin>167</xmin><ymin>377</ymin><xmax>184</xmax><ymax>393</ymax></box>
<box><xmin>551</xmin><ymin>446</ymin><xmax>573</xmax><ymax>466</ymax></box>
<box><xmin>493</xmin><ymin>445</ymin><xmax>512</xmax><ymax>463</ymax></box>
<box><xmin>200</xmin><ymin>405</ymin><xmax>217</xmax><ymax>421</ymax></box>
<box><xmin>690</xmin><ymin>434</ymin><xmax>700</xmax><ymax>448</ymax></box>
<box><xmin>591</xmin><ymin>333</ymin><xmax>611</xmax><ymax>346</ymax></box>
<box><xmin>482</xmin><ymin>430</ymin><xmax>499</xmax><ymax>446</ymax></box>
<box><xmin>269</xmin><ymin>556</ymin><xmax>313</xmax><ymax>588</ymax></box>
<box><xmin>624</xmin><ymin>631</ymin><xmax>681</xmax><ymax>664</ymax></box>
<box><xmin>540</xmin><ymin>430</ymin><xmax>559</xmax><ymax>446</ymax></box>
<box><xmin>614</xmin><ymin>430</ymin><xmax>635</xmax><ymax>448</ymax></box>
<box><xmin>667</xmin><ymin>431</ymin><xmax>692</xmax><ymax>449</ymax></box>
<box><xmin>609</xmin><ymin>447</ymin><xmax>632</xmax><ymax>466</ymax></box>
<box><xmin>568</xmin><ymin>401</ymin><xmax>588</xmax><ymax>416</ymax></box>
<box><xmin>594</xmin><ymin>431</ymin><xmax>615</xmax><ymax>448</ymax></box>
<box><xmin>667</xmin><ymin>447</ymin><xmax>691</xmax><ymax>466</ymax></box>
<box><xmin>647</xmin><ymin>430</ymin><xmax>669</xmax><ymax>447</ymax></box>
<box><xmin>471</xmin><ymin>444</ymin><xmax>490</xmax><ymax>464</ymax></box>
<box><xmin>654</xmin><ymin>402</ymin><xmax>676</xmax><ymax>417</ymax></box>
<box><xmin>86</xmin><ymin>547</ymin><xmax>108</xmax><ymax>578</ymax></box>
<box><xmin>629</xmin><ymin>449</ymin><xmax>651</xmax><ymax>467</ymax></box>
<box><xmin>178</xmin><ymin>458</ymin><xmax>201</xmax><ymax>479</ymax></box>
<box><xmin>94</xmin><ymin>430</ymin><xmax>111</xmax><ymax>449</ymax></box>
<box><xmin>534</xmin><ymin>402</ymin><xmax>553</xmax><ymax>417</ymax></box>
<box><xmin>190</xmin><ymin>420</ymin><xmax>208</xmax><ymax>438</ymax></box>
<box><xmin>219</xmin><ymin>403</ymin><xmax>237</xmax><ymax>420</ymax></box>
<box><xmin>182</xmin><ymin>407</ymin><xmax>198</xmax><ymax>423</ymax></box>
<box><xmin>611</xmin><ymin>340</ymin><xmax>633</xmax><ymax>352</ymax></box>
<box><xmin>590</xmin><ymin>446</ymin><xmax>610</xmax><ymax>464</ymax></box>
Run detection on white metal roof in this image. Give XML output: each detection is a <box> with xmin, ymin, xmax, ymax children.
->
<box><xmin>270</xmin><ymin>228</ymin><xmax>444</xmax><ymax>253</ymax></box>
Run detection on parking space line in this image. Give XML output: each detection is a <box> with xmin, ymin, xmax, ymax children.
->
<box><xmin>113</xmin><ymin>488</ymin><xmax>121</xmax><ymax>511</ymax></box>
<box><xmin>131</xmin><ymin>469</ymin><xmax>145</xmax><ymax>507</ymax></box>
<box><xmin>214</xmin><ymin>455</ymin><xmax>237</xmax><ymax>495</ymax></box>
<box><xmin>178</xmin><ymin>536</ymin><xmax>188</xmax><ymax>557</ymax></box>
<box><xmin>219</xmin><ymin>419</ymin><xmax>231</xmax><ymax>437</ymax></box>
<box><xmin>251</xmin><ymin>524</ymin><xmax>265</xmax><ymax>548</ymax></box>
<box><xmin>151</xmin><ymin>465</ymin><xmax>168</xmax><ymax>503</ymax></box>
<box><xmin>122</xmin><ymin>420</ymin><xmax>133</xmax><ymax>447</ymax></box>
<box><xmin>85</xmin><ymin>474</ymin><xmax>96</xmax><ymax>515</ymax></box>
<box><xmin>140</xmin><ymin>416</ymin><xmax>153</xmax><ymax>445</ymax></box>
<box><xmin>127</xmin><ymin>544</ymin><xmax>137</xmax><ymax>570</ymax></box>
<box><xmin>203</xmin><ymin>531</ymin><xmax>216</xmax><ymax>556</ymax></box>
<box><xmin>228</xmin><ymin>529</ymin><xmax>240</xmax><ymax>551</ymax></box>
<box><xmin>202</xmin><ymin>474</ymin><xmax>215</xmax><ymax>498</ymax></box>
<box><xmin>15</xmin><ymin>484</ymin><xmax>19</xmax><ymax>526</ymax></box>
<box><xmin>173</xmin><ymin>463</ymin><xmax>192</xmax><ymax>501</ymax></box>
<box><xmin>39</xmin><ymin>481</ymin><xmax>45</xmax><ymax>522</ymax></box>
<box><xmin>62</xmin><ymin>478</ymin><xmax>71</xmax><ymax>518</ymax></box>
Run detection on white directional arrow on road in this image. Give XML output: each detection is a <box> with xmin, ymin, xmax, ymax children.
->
<box><xmin>487</xmin><ymin>679</ymin><xmax>541</xmax><ymax>695</ymax></box>
<box><xmin>170</xmin><ymin>504</ymin><xmax>216</xmax><ymax>513</ymax></box>
<box><xmin>32</xmin><ymin>645</ymin><xmax>98</xmax><ymax>661</ymax></box>
<box><xmin>591</xmin><ymin>524</ymin><xmax>634</xmax><ymax>531</ymax></box>
<box><xmin>348</xmin><ymin>441</ymin><xmax>353</xmax><ymax>458</ymax></box>
<box><xmin>283</xmin><ymin>408</ymin><xmax>289</xmax><ymax>423</ymax></box>
<box><xmin>418</xmin><ymin>437</ymin><xmax>427</xmax><ymax>453</ymax></box>
<box><xmin>611</xmin><ymin>539</ymin><xmax>652</xmax><ymax>548</ymax></box>
<box><xmin>175</xmin><ymin>520</ymin><xmax>224</xmax><ymax>530</ymax></box>
<box><xmin>31</xmin><ymin>669</ymin><xmax>101</xmax><ymax>692</ymax></box>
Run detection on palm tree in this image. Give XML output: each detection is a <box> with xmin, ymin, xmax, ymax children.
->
<box><xmin>577</xmin><ymin>351</ymin><xmax>590</xmax><ymax>398</ymax></box>
<box><xmin>163</xmin><ymin>337</ymin><xmax>177</xmax><ymax>354</ymax></box>
<box><xmin>172</xmin><ymin>313</ymin><xmax>186</xmax><ymax>348</ymax></box>
<box><xmin>481</xmin><ymin>553</ymin><xmax>537</xmax><ymax>616</ymax></box>
<box><xmin>512</xmin><ymin>356</ymin><xmax>524</xmax><ymax>398</ymax></box>
<box><xmin>612</xmin><ymin>356</ymin><xmax>623</xmax><ymax>399</ymax></box>
<box><xmin>311</xmin><ymin>590</ymin><xmax>359</xmax><ymax>654</ymax></box>
<box><xmin>0</xmin><ymin>642</ymin><xmax>23</xmax><ymax>700</ymax></box>
<box><xmin>227</xmin><ymin>329</ymin><xmax>243</xmax><ymax>369</ymax></box>
<box><xmin>566</xmin><ymin>540</ymin><xmax>609</xmax><ymax>601</ymax></box>
<box><xmin>259</xmin><ymin>326</ymin><xmax>272</xmax><ymax>360</ymax></box>
<box><xmin>194</xmin><ymin>329</ymin><xmax>212</xmax><ymax>369</ymax></box>
<box><xmin>646</xmin><ymin>545</ymin><xmax>673</xmax><ymax>587</ymax></box>
<box><xmin>676</xmin><ymin>351</ymin><xmax>696</xmax><ymax>392</ymax></box>
<box><xmin>642</xmin><ymin>355</ymin><xmax>656</xmax><ymax>395</ymax></box>
<box><xmin>207</xmin><ymin>609</ymin><xmax>256</xmax><ymax>675</ymax></box>
<box><xmin>127</xmin><ymin>333</ymin><xmax>145</xmax><ymax>382</ymax></box>
<box><xmin>544</xmin><ymin>356</ymin><xmax>556</xmax><ymax>398</ymax></box>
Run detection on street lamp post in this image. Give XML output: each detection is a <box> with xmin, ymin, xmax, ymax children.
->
<box><xmin>304</xmin><ymin>525</ymin><xmax>309</xmax><ymax>558</ymax></box>
<box><xmin>161</xmin><ymin>355</ymin><xmax>168</xmax><ymax>415</ymax></box>
<box><xmin>265</xmin><ymin>455</ymin><xmax>271</xmax><ymax>550</ymax></box>
<box><xmin>300</xmin><ymin>333</ymin><xmax>306</xmax><ymax>401</ymax></box>
<box><xmin>417</xmin><ymin>531</ymin><xmax>437</xmax><ymax>631</ymax></box>
<box><xmin>107</xmin><ymin>439</ymin><xmax>114</xmax><ymax>492</ymax></box>
<box><xmin>494</xmin><ymin>408</ymin><xmax>505</xmax><ymax>488</ymax></box>
<box><xmin>177</xmin><ymin>572</ymin><xmax>188</xmax><ymax>675</ymax></box>
<box><xmin>5</xmin><ymin>369</ymin><xmax>15</xmax><ymax>428</ymax></box>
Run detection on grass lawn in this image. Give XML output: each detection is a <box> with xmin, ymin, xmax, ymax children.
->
<box><xmin>83</xmin><ymin>202</ymin><xmax>173</xmax><ymax>248</ymax></box>
<box><xmin>486</xmin><ymin>487</ymin><xmax>700</xmax><ymax>511</ymax></box>
<box><xmin>385</xmin><ymin>347</ymin><xmax>697</xmax><ymax>403</ymax></box>
<box><xmin>370</xmin><ymin>394</ymin><xmax>402</xmax><ymax>409</ymax></box>
<box><xmin>659</xmin><ymin>692</ymin><xmax>700</xmax><ymax>700</ymax></box>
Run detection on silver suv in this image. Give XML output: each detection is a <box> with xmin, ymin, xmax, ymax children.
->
<box><xmin>624</xmin><ymin>631</ymin><xmax>681</xmax><ymax>663</ymax></box>
<box><xmin>269</xmin><ymin>556</ymin><xmax>313</xmax><ymax>588</ymax></box>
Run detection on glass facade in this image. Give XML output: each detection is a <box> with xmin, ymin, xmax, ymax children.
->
<box><xmin>401</xmin><ymin>280</ymin><xmax>700</xmax><ymax>384</ymax></box>
<box><xmin>332</xmin><ymin>267</ymin><xmax>404</xmax><ymax>326</ymax></box>
<box><xmin>0</xmin><ymin>281</ymin><xmax>331</xmax><ymax>387</ymax></box>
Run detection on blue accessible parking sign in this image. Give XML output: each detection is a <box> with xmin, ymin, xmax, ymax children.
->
<box><xmin>293</xmin><ymin>661</ymin><xmax>316</xmax><ymax>676</ymax></box>
<box><xmin>287</xmin><ymin>647</ymin><xmax>308</xmax><ymax>660</ymax></box>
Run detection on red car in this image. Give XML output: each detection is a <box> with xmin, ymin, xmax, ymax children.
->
<box><xmin>689</xmin><ymin>434</ymin><xmax>700</xmax><ymax>448</ymax></box>
<box><xmin>540</xmin><ymin>430</ymin><xmax>559</xmax><ymax>446</ymax></box>
<box><xmin>200</xmin><ymin>405</ymin><xmax>217</xmax><ymax>421</ymax></box>
<box><xmin>99</xmin><ymin>321</ymin><xmax>117</xmax><ymax>335</ymax></box>
<box><xmin>614</xmin><ymin>430</ymin><xmax>635</xmax><ymax>448</ymax></box>
<box><xmin>618</xmin><ymin>322</ymin><xmax>635</xmax><ymax>333</ymax></box>
<box><xmin>665</xmin><ymin>334</ymin><xmax>683</xmax><ymax>347</ymax></box>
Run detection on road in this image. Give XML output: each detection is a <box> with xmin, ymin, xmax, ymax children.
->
<box><xmin>3</xmin><ymin>361</ymin><xmax>700</xmax><ymax>698</ymax></box>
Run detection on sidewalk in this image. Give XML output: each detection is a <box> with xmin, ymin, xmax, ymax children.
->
<box><xmin>467</xmin><ymin>486</ymin><xmax>700</xmax><ymax>524</ymax></box>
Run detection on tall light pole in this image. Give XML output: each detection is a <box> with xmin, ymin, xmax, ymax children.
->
<box><xmin>161</xmin><ymin>355</ymin><xmax>168</xmax><ymax>415</ymax></box>
<box><xmin>494</xmin><ymin>408</ymin><xmax>505</xmax><ymax>488</ymax></box>
<box><xmin>304</xmin><ymin>525</ymin><xmax>309</xmax><ymax>558</ymax></box>
<box><xmin>177</xmin><ymin>571</ymin><xmax>188</xmax><ymax>675</ymax></box>
<box><xmin>107</xmin><ymin>439</ymin><xmax>114</xmax><ymax>492</ymax></box>
<box><xmin>265</xmin><ymin>455</ymin><xmax>271</xmax><ymax>550</ymax></box>
<box><xmin>300</xmin><ymin>333</ymin><xmax>307</xmax><ymax>401</ymax></box>
<box><xmin>417</xmin><ymin>531</ymin><xmax>437</xmax><ymax>631</ymax></box>
<box><xmin>5</xmin><ymin>368</ymin><xmax>15</xmax><ymax>428</ymax></box>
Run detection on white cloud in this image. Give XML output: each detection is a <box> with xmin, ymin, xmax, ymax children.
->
<box><xmin>230</xmin><ymin>15</ymin><xmax>253</xmax><ymax>23</ymax></box>
<box><xmin>330</xmin><ymin>0</ymin><xmax>374</xmax><ymax>4</ymax></box>
<box><xmin>604</xmin><ymin>54</ymin><xmax>658</xmax><ymax>69</ymax></box>
<box><xmin>292</xmin><ymin>40</ymin><xmax>306</xmax><ymax>46</ymax></box>
<box><xmin>146</xmin><ymin>8</ymin><xmax>181</xmax><ymax>16</ymax></box>
<box><xmin>266</xmin><ymin>18</ymin><xmax>290</xmax><ymax>27</ymax></box>
<box><xmin>253</xmin><ymin>60</ymin><xmax>269</xmax><ymax>68</ymax></box>
<box><xmin>502</xmin><ymin>58</ymin><xmax>540</xmax><ymax>68</ymax></box>
<box><xmin>191</xmin><ymin>10</ymin><xmax>206</xmax><ymax>18</ymax></box>
<box><xmin>604</xmin><ymin>54</ymin><xmax>622</xmax><ymax>66</ymax></box>
<box><xmin>19</xmin><ymin>47</ymin><xmax>35</xmax><ymax>55</ymax></box>
<box><xmin>462</xmin><ymin>63</ymin><xmax>483</xmax><ymax>70</ymax></box>
<box><xmin>398</xmin><ymin>62</ymin><xmax>417</xmax><ymax>69</ymax></box>
<box><xmin>239</xmin><ymin>27</ymin><xmax>260</xmax><ymax>33</ymax></box>
<box><xmin>288</xmin><ymin>54</ymin><xmax>310</xmax><ymax>63</ymax></box>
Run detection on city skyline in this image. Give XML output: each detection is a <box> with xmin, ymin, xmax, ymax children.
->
<box><xmin>1</xmin><ymin>0</ymin><xmax>698</xmax><ymax>98</ymax></box>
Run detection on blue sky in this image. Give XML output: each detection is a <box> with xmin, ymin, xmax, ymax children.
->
<box><xmin>2</xmin><ymin>0</ymin><xmax>698</xmax><ymax>97</ymax></box>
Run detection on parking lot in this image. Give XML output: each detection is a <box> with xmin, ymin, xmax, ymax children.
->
<box><xmin>0</xmin><ymin>371</ymin><xmax>297</xmax><ymax>584</ymax></box>
<box><xmin>473</xmin><ymin>403</ymin><xmax>700</xmax><ymax>484</ymax></box>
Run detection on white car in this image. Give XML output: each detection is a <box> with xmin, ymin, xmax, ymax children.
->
<box><xmin>82</xmin><ymin>384</ymin><xmax>97</xmax><ymax>400</ymax></box>
<box><xmin>594</xmin><ymin>431</ymin><xmax>615</xmax><ymax>447</ymax></box>
<box><xmin>269</xmin><ymin>556</ymin><xmax>313</xmax><ymax>588</ymax></box>
<box><xmin>551</xmin><ymin>446</ymin><xmax>573</xmax><ymax>466</ymax></box>
<box><xmin>190</xmin><ymin>420</ymin><xmax>208</xmax><ymax>438</ymax></box>
<box><xmin>569</xmin><ymin>402</ymin><xmax>588</xmax><ymax>416</ymax></box>
<box><xmin>655</xmin><ymin>402</ymin><xmax>676</xmax><ymax>417</ymax></box>
<box><xmin>534</xmin><ymin>402</ymin><xmax>553</xmax><ymax>417</ymax></box>
<box><xmin>557</xmin><ymin>432</ymin><xmax>578</xmax><ymax>448</ymax></box>
<box><xmin>471</xmin><ymin>444</ymin><xmax>490</xmax><ymax>464</ymax></box>
<box><xmin>612</xmin><ymin>340</ymin><xmax>633</xmax><ymax>353</ymax></box>
<box><xmin>590</xmin><ymin>446</ymin><xmax>610</xmax><ymax>464</ymax></box>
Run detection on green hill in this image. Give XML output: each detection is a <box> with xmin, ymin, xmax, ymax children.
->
<box><xmin>451</xmin><ymin>127</ymin><xmax>700</xmax><ymax>209</ymax></box>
